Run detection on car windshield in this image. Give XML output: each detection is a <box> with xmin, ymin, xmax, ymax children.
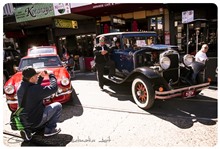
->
<box><xmin>122</xmin><ymin>34</ymin><xmax>157</xmax><ymax>49</ymax></box>
<box><xmin>28</xmin><ymin>47</ymin><xmax>57</xmax><ymax>55</ymax></box>
<box><xmin>18</xmin><ymin>56</ymin><xmax>62</xmax><ymax>70</ymax></box>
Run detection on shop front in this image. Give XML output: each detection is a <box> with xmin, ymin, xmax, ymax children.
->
<box><xmin>168</xmin><ymin>3</ymin><xmax>217</xmax><ymax>83</ymax></box>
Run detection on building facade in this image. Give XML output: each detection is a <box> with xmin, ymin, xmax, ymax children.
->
<box><xmin>3</xmin><ymin>3</ymin><xmax>218</xmax><ymax>58</ymax></box>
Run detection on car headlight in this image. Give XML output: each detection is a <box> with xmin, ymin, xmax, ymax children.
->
<box><xmin>183</xmin><ymin>54</ymin><xmax>194</xmax><ymax>66</ymax></box>
<box><xmin>61</xmin><ymin>77</ymin><xmax>70</xmax><ymax>86</ymax></box>
<box><xmin>160</xmin><ymin>56</ymin><xmax>171</xmax><ymax>70</ymax></box>
<box><xmin>4</xmin><ymin>85</ymin><xmax>15</xmax><ymax>94</ymax></box>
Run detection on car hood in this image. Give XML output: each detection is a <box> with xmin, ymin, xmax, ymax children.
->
<box><xmin>4</xmin><ymin>67</ymin><xmax>69</xmax><ymax>90</ymax></box>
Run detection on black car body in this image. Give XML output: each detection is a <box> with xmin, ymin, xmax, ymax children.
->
<box><xmin>95</xmin><ymin>32</ymin><xmax>210</xmax><ymax>110</ymax></box>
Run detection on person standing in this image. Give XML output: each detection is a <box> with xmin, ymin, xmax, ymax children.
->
<box><xmin>111</xmin><ymin>40</ymin><xmax>121</xmax><ymax>50</ymax></box>
<box><xmin>17</xmin><ymin>66</ymin><xmax>62</xmax><ymax>141</ymax></box>
<box><xmin>195</xmin><ymin>44</ymin><xmax>209</xmax><ymax>64</ymax></box>
<box><xmin>93</xmin><ymin>36</ymin><xmax>115</xmax><ymax>90</ymax></box>
<box><xmin>62</xmin><ymin>45</ymin><xmax>69</xmax><ymax>61</ymax></box>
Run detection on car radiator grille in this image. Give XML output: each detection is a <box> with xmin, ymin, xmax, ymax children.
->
<box><xmin>162</xmin><ymin>54</ymin><xmax>179</xmax><ymax>84</ymax></box>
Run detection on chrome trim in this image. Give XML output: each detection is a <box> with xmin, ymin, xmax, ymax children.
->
<box><xmin>6</xmin><ymin>89</ymin><xmax>73</xmax><ymax>104</ymax></box>
<box><xmin>6</xmin><ymin>100</ymin><xmax>18</xmax><ymax>104</ymax></box>
<box><xmin>155</xmin><ymin>82</ymin><xmax>210</xmax><ymax>100</ymax></box>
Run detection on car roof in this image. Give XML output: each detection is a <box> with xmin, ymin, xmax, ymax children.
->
<box><xmin>22</xmin><ymin>53</ymin><xmax>59</xmax><ymax>59</ymax></box>
<box><xmin>27</xmin><ymin>46</ymin><xmax>58</xmax><ymax>56</ymax></box>
<box><xmin>148</xmin><ymin>44</ymin><xmax>178</xmax><ymax>50</ymax></box>
<box><xmin>96</xmin><ymin>31</ymin><xmax>157</xmax><ymax>38</ymax></box>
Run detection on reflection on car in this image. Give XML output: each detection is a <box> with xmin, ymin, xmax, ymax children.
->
<box><xmin>95</xmin><ymin>32</ymin><xmax>211</xmax><ymax>110</ymax></box>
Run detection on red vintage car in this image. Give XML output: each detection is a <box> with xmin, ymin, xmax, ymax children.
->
<box><xmin>4</xmin><ymin>46</ymin><xmax>73</xmax><ymax>112</ymax></box>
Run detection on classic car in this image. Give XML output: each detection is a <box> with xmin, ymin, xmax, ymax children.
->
<box><xmin>4</xmin><ymin>46</ymin><xmax>73</xmax><ymax>112</ymax></box>
<box><xmin>95</xmin><ymin>32</ymin><xmax>211</xmax><ymax>110</ymax></box>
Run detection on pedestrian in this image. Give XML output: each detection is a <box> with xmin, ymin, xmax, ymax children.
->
<box><xmin>17</xmin><ymin>66</ymin><xmax>62</xmax><ymax>141</ymax></box>
<box><xmin>65</xmin><ymin>54</ymin><xmax>75</xmax><ymax>71</ymax></box>
<box><xmin>65</xmin><ymin>54</ymin><xmax>75</xmax><ymax>78</ymax></box>
<box><xmin>111</xmin><ymin>40</ymin><xmax>121</xmax><ymax>50</ymax></box>
<box><xmin>62</xmin><ymin>45</ymin><xmax>69</xmax><ymax>61</ymax></box>
<box><xmin>195</xmin><ymin>44</ymin><xmax>209</xmax><ymax>64</ymax></box>
<box><xmin>93</xmin><ymin>36</ymin><xmax>115</xmax><ymax>90</ymax></box>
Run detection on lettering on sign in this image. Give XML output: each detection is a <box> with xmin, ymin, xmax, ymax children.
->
<box><xmin>54</xmin><ymin>19</ymin><xmax>78</xmax><ymax>29</ymax></box>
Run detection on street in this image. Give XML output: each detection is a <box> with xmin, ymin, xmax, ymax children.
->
<box><xmin>3</xmin><ymin>72</ymin><xmax>218</xmax><ymax>147</ymax></box>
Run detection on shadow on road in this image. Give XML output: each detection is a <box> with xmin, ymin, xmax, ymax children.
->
<box><xmin>74</xmin><ymin>72</ymin><xmax>97</xmax><ymax>81</ymax></box>
<box><xmin>103</xmin><ymin>81</ymin><xmax>217</xmax><ymax>129</ymax></box>
<box><xmin>59</xmin><ymin>88</ymin><xmax>84</xmax><ymax>122</ymax></box>
<box><xmin>147</xmin><ymin>95</ymin><xmax>217</xmax><ymax>128</ymax></box>
<box><xmin>21</xmin><ymin>133</ymin><xmax>73</xmax><ymax>146</ymax></box>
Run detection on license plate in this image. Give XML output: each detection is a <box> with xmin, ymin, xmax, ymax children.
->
<box><xmin>182</xmin><ymin>90</ymin><xmax>196</xmax><ymax>98</ymax></box>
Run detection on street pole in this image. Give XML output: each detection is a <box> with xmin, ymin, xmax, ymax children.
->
<box><xmin>195</xmin><ymin>28</ymin><xmax>200</xmax><ymax>53</ymax></box>
<box><xmin>186</xmin><ymin>24</ymin><xmax>189</xmax><ymax>54</ymax></box>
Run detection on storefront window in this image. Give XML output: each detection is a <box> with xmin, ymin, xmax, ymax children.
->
<box><xmin>149</xmin><ymin>16</ymin><xmax>163</xmax><ymax>43</ymax></box>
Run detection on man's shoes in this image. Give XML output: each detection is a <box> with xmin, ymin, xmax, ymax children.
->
<box><xmin>44</xmin><ymin>128</ymin><xmax>61</xmax><ymax>137</ymax></box>
<box><xmin>20</xmin><ymin>129</ymin><xmax>32</xmax><ymax>141</ymax></box>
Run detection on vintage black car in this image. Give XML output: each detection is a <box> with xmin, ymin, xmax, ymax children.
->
<box><xmin>95</xmin><ymin>32</ymin><xmax>211</xmax><ymax>110</ymax></box>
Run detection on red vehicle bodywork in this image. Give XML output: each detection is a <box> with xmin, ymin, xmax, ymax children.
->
<box><xmin>4</xmin><ymin>46</ymin><xmax>73</xmax><ymax>112</ymax></box>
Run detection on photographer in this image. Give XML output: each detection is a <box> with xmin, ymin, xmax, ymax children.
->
<box><xmin>17</xmin><ymin>67</ymin><xmax>62</xmax><ymax>141</ymax></box>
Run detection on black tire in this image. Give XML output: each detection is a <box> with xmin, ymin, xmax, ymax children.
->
<box><xmin>131</xmin><ymin>76</ymin><xmax>155</xmax><ymax>110</ymax></box>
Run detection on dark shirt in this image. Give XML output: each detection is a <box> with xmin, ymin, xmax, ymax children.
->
<box><xmin>17</xmin><ymin>74</ymin><xmax>58</xmax><ymax>127</ymax></box>
<box><xmin>93</xmin><ymin>44</ymin><xmax>110</xmax><ymax>64</ymax></box>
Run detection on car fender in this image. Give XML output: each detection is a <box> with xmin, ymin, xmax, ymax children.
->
<box><xmin>114</xmin><ymin>67</ymin><xmax>170</xmax><ymax>90</ymax></box>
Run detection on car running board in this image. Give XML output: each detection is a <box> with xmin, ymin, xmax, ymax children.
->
<box><xmin>103</xmin><ymin>75</ymin><xmax>124</xmax><ymax>84</ymax></box>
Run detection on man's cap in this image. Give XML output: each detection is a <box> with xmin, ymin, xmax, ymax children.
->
<box><xmin>22</xmin><ymin>66</ymin><xmax>38</xmax><ymax>80</ymax></box>
<box><xmin>99</xmin><ymin>36</ymin><xmax>105</xmax><ymax>42</ymax></box>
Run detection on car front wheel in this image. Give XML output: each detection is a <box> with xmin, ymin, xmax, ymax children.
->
<box><xmin>132</xmin><ymin>76</ymin><xmax>155</xmax><ymax>110</ymax></box>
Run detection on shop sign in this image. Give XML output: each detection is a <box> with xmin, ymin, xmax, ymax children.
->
<box><xmin>15</xmin><ymin>3</ymin><xmax>54</xmax><ymax>23</ymax></box>
<box><xmin>92</xmin><ymin>3</ymin><xmax>116</xmax><ymax>9</ymax></box>
<box><xmin>54</xmin><ymin>19</ymin><xmax>78</xmax><ymax>29</ymax></box>
<box><xmin>53</xmin><ymin>3</ymin><xmax>71</xmax><ymax>16</ymax></box>
<box><xmin>182</xmin><ymin>10</ymin><xmax>194</xmax><ymax>24</ymax></box>
<box><xmin>112</xmin><ymin>17</ymin><xmax>125</xmax><ymax>24</ymax></box>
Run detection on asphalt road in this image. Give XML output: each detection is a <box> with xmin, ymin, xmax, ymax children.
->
<box><xmin>2</xmin><ymin>72</ymin><xmax>218</xmax><ymax>147</ymax></box>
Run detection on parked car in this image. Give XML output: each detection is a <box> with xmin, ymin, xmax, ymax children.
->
<box><xmin>95</xmin><ymin>32</ymin><xmax>211</xmax><ymax>110</ymax></box>
<box><xmin>4</xmin><ymin>46</ymin><xmax>73</xmax><ymax>112</ymax></box>
<box><xmin>3</xmin><ymin>47</ymin><xmax>21</xmax><ymax>85</ymax></box>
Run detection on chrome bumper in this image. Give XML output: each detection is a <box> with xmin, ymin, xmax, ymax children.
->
<box><xmin>6</xmin><ymin>89</ymin><xmax>73</xmax><ymax>104</ymax></box>
<box><xmin>155</xmin><ymin>82</ymin><xmax>210</xmax><ymax>100</ymax></box>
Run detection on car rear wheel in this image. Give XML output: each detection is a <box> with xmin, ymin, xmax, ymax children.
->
<box><xmin>132</xmin><ymin>76</ymin><xmax>155</xmax><ymax>110</ymax></box>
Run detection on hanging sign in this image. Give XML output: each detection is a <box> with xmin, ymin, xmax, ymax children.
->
<box><xmin>182</xmin><ymin>10</ymin><xmax>194</xmax><ymax>24</ymax></box>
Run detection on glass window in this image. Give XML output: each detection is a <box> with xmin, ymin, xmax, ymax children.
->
<box><xmin>149</xmin><ymin>16</ymin><xmax>164</xmax><ymax>43</ymax></box>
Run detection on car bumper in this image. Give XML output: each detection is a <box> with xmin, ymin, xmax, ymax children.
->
<box><xmin>155</xmin><ymin>82</ymin><xmax>210</xmax><ymax>100</ymax></box>
<box><xmin>6</xmin><ymin>89</ymin><xmax>73</xmax><ymax>104</ymax></box>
